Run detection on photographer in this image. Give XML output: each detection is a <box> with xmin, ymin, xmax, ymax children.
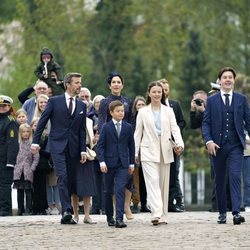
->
<box><xmin>190</xmin><ymin>90</ymin><xmax>207</xmax><ymax>129</ymax></box>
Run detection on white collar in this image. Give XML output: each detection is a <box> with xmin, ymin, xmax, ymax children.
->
<box><xmin>221</xmin><ymin>90</ymin><xmax>233</xmax><ymax>97</ymax></box>
<box><xmin>112</xmin><ymin>119</ymin><xmax>121</xmax><ymax>125</ymax></box>
<box><xmin>65</xmin><ymin>92</ymin><xmax>75</xmax><ymax>101</ymax></box>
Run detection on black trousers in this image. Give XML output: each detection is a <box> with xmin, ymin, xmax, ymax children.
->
<box><xmin>17</xmin><ymin>189</ymin><xmax>32</xmax><ymax>213</ymax></box>
<box><xmin>139</xmin><ymin>164</ymin><xmax>147</xmax><ymax>207</ymax></box>
<box><xmin>169</xmin><ymin>154</ymin><xmax>183</xmax><ymax>205</ymax></box>
<box><xmin>0</xmin><ymin>164</ymin><xmax>13</xmax><ymax>215</ymax></box>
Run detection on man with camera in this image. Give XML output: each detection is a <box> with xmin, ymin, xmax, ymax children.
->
<box><xmin>190</xmin><ymin>90</ymin><xmax>207</xmax><ymax>129</ymax></box>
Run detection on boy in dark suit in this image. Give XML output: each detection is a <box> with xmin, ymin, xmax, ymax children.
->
<box><xmin>97</xmin><ymin>100</ymin><xmax>135</xmax><ymax>228</ymax></box>
<box><xmin>202</xmin><ymin>67</ymin><xmax>250</xmax><ymax>225</ymax></box>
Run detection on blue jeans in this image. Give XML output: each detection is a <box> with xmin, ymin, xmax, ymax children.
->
<box><xmin>243</xmin><ymin>156</ymin><xmax>250</xmax><ymax>206</ymax></box>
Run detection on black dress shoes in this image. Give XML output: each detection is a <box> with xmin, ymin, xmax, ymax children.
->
<box><xmin>168</xmin><ymin>205</ymin><xmax>183</xmax><ymax>212</ymax></box>
<box><xmin>115</xmin><ymin>219</ymin><xmax>127</xmax><ymax>228</ymax></box>
<box><xmin>60</xmin><ymin>211</ymin><xmax>73</xmax><ymax>224</ymax></box>
<box><xmin>140</xmin><ymin>205</ymin><xmax>150</xmax><ymax>213</ymax></box>
<box><xmin>107</xmin><ymin>217</ymin><xmax>116</xmax><ymax>227</ymax></box>
<box><xmin>233</xmin><ymin>214</ymin><xmax>245</xmax><ymax>225</ymax></box>
<box><xmin>217</xmin><ymin>213</ymin><xmax>227</xmax><ymax>224</ymax></box>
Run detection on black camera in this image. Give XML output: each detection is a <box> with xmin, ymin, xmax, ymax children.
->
<box><xmin>194</xmin><ymin>99</ymin><xmax>204</xmax><ymax>106</ymax></box>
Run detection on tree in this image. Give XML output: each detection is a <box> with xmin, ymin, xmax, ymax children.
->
<box><xmin>87</xmin><ymin>0</ymin><xmax>136</xmax><ymax>97</ymax></box>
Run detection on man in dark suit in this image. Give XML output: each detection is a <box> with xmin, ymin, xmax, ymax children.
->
<box><xmin>31</xmin><ymin>72</ymin><xmax>87</xmax><ymax>224</ymax></box>
<box><xmin>97</xmin><ymin>100</ymin><xmax>135</xmax><ymax>228</ymax></box>
<box><xmin>160</xmin><ymin>79</ymin><xmax>186</xmax><ymax>212</ymax></box>
<box><xmin>202</xmin><ymin>67</ymin><xmax>250</xmax><ymax>225</ymax></box>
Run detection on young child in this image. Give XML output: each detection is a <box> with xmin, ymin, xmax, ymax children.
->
<box><xmin>16</xmin><ymin>109</ymin><xmax>28</xmax><ymax>125</ymax></box>
<box><xmin>13</xmin><ymin>123</ymin><xmax>39</xmax><ymax>215</ymax></box>
<box><xmin>34</xmin><ymin>47</ymin><xmax>64</xmax><ymax>96</ymax></box>
<box><xmin>97</xmin><ymin>100</ymin><xmax>135</xmax><ymax>228</ymax></box>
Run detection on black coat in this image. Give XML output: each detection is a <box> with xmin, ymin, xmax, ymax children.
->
<box><xmin>0</xmin><ymin>112</ymin><xmax>19</xmax><ymax>166</ymax></box>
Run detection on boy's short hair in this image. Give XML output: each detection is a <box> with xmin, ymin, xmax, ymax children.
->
<box><xmin>109</xmin><ymin>100</ymin><xmax>123</xmax><ymax>112</ymax></box>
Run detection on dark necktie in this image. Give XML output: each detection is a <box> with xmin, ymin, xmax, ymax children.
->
<box><xmin>68</xmin><ymin>97</ymin><xmax>73</xmax><ymax>114</ymax></box>
<box><xmin>116</xmin><ymin>122</ymin><xmax>121</xmax><ymax>137</ymax></box>
<box><xmin>224</xmin><ymin>94</ymin><xmax>230</xmax><ymax>108</ymax></box>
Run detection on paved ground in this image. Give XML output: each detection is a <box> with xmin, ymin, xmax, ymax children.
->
<box><xmin>0</xmin><ymin>211</ymin><xmax>250</xmax><ymax>250</ymax></box>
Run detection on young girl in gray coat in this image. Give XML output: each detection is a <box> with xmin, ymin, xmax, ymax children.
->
<box><xmin>13</xmin><ymin>123</ymin><xmax>39</xmax><ymax>215</ymax></box>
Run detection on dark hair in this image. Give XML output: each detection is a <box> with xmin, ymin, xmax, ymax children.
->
<box><xmin>145</xmin><ymin>81</ymin><xmax>166</xmax><ymax>105</ymax></box>
<box><xmin>106</xmin><ymin>72</ymin><xmax>124</xmax><ymax>85</ymax></box>
<box><xmin>132</xmin><ymin>96</ymin><xmax>146</xmax><ymax>116</ymax></box>
<box><xmin>64</xmin><ymin>72</ymin><xmax>82</xmax><ymax>89</ymax></box>
<box><xmin>109</xmin><ymin>100</ymin><xmax>124</xmax><ymax>112</ymax></box>
<box><xmin>218</xmin><ymin>67</ymin><xmax>236</xmax><ymax>80</ymax></box>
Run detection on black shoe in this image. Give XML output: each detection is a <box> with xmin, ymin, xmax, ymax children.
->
<box><xmin>140</xmin><ymin>205</ymin><xmax>150</xmax><ymax>213</ymax></box>
<box><xmin>175</xmin><ymin>204</ymin><xmax>185</xmax><ymax>212</ymax></box>
<box><xmin>131</xmin><ymin>205</ymin><xmax>139</xmax><ymax>214</ymax></box>
<box><xmin>217</xmin><ymin>213</ymin><xmax>227</xmax><ymax>224</ymax></box>
<box><xmin>90</xmin><ymin>208</ymin><xmax>100</xmax><ymax>215</ymax></box>
<box><xmin>115</xmin><ymin>219</ymin><xmax>127</xmax><ymax>228</ymax></box>
<box><xmin>233</xmin><ymin>214</ymin><xmax>245</xmax><ymax>225</ymax></box>
<box><xmin>61</xmin><ymin>217</ymin><xmax>77</xmax><ymax>225</ymax></box>
<box><xmin>168</xmin><ymin>205</ymin><xmax>183</xmax><ymax>212</ymax></box>
<box><xmin>61</xmin><ymin>211</ymin><xmax>72</xmax><ymax>224</ymax></box>
<box><xmin>107</xmin><ymin>217</ymin><xmax>115</xmax><ymax>227</ymax></box>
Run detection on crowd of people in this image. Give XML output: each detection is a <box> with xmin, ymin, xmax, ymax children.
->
<box><xmin>0</xmin><ymin>47</ymin><xmax>250</xmax><ymax>227</ymax></box>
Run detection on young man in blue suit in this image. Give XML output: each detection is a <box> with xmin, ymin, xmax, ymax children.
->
<box><xmin>97</xmin><ymin>100</ymin><xmax>135</xmax><ymax>228</ymax></box>
<box><xmin>202</xmin><ymin>67</ymin><xmax>250</xmax><ymax>225</ymax></box>
<box><xmin>31</xmin><ymin>72</ymin><xmax>87</xmax><ymax>224</ymax></box>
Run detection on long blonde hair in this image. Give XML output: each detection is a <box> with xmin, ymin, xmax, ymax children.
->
<box><xmin>33</xmin><ymin>94</ymin><xmax>49</xmax><ymax>118</ymax></box>
<box><xmin>18</xmin><ymin>123</ymin><xmax>32</xmax><ymax>143</ymax></box>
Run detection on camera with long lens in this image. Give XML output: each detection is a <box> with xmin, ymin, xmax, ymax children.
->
<box><xmin>194</xmin><ymin>98</ymin><xmax>204</xmax><ymax>106</ymax></box>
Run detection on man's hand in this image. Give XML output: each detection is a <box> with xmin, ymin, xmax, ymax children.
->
<box><xmin>191</xmin><ymin>99</ymin><xmax>205</xmax><ymax>113</ymax></box>
<box><xmin>128</xmin><ymin>167</ymin><xmax>134</xmax><ymax>175</ymax></box>
<box><xmin>174</xmin><ymin>146</ymin><xmax>183</xmax><ymax>156</ymax></box>
<box><xmin>206</xmin><ymin>142</ymin><xmax>220</xmax><ymax>156</ymax></box>
<box><xmin>100</xmin><ymin>165</ymin><xmax>108</xmax><ymax>173</ymax></box>
<box><xmin>31</xmin><ymin>145</ymin><xmax>40</xmax><ymax>154</ymax></box>
<box><xmin>80</xmin><ymin>154</ymin><xmax>87</xmax><ymax>164</ymax></box>
<box><xmin>135</xmin><ymin>156</ymin><xmax>140</xmax><ymax>165</ymax></box>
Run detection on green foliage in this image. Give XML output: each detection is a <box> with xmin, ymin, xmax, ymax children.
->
<box><xmin>0</xmin><ymin>0</ymin><xmax>18</xmax><ymax>22</ymax></box>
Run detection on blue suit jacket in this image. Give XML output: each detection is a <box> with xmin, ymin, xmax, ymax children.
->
<box><xmin>97</xmin><ymin>120</ymin><xmax>135</xmax><ymax>168</ymax></box>
<box><xmin>202</xmin><ymin>92</ymin><xmax>250</xmax><ymax>148</ymax></box>
<box><xmin>33</xmin><ymin>94</ymin><xmax>87</xmax><ymax>158</ymax></box>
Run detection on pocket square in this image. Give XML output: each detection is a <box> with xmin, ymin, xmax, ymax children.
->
<box><xmin>79</xmin><ymin>111</ymin><xmax>83</xmax><ymax>114</ymax></box>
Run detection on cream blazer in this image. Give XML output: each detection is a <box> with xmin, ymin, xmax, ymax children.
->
<box><xmin>134</xmin><ymin>104</ymin><xmax>184</xmax><ymax>164</ymax></box>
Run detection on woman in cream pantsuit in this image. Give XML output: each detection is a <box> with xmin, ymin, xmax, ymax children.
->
<box><xmin>134</xmin><ymin>81</ymin><xmax>184</xmax><ymax>226</ymax></box>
